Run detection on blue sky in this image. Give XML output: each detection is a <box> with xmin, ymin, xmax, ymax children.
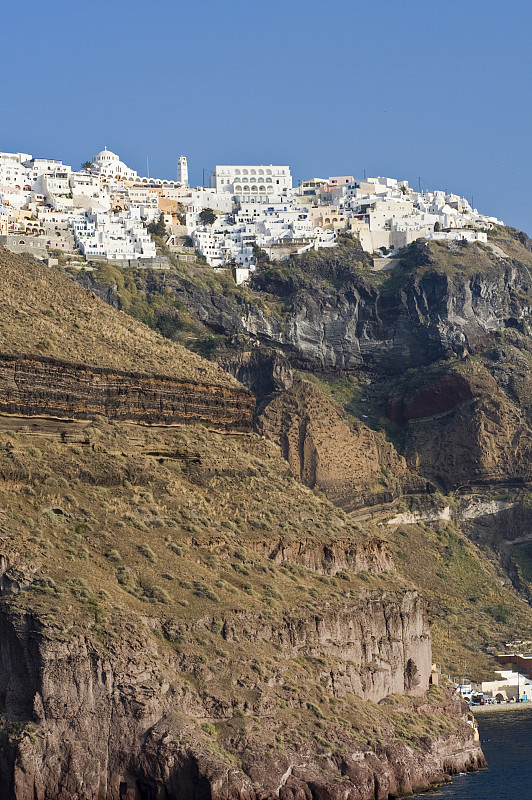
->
<box><xmin>2</xmin><ymin>0</ymin><xmax>531</xmax><ymax>232</ymax></box>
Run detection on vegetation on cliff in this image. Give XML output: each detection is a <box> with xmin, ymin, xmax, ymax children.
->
<box><xmin>0</xmin><ymin>415</ymin><xmax>480</xmax><ymax>798</ymax></box>
<box><xmin>60</xmin><ymin>227</ymin><xmax>532</xmax><ymax>686</ymax></box>
<box><xmin>0</xmin><ymin>248</ymin><xmax>239</xmax><ymax>388</ymax></box>
<box><xmin>0</xmin><ymin>243</ymin><xmax>490</xmax><ymax>798</ymax></box>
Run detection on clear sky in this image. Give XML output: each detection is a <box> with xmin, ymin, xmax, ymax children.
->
<box><xmin>2</xmin><ymin>0</ymin><xmax>531</xmax><ymax>232</ymax></box>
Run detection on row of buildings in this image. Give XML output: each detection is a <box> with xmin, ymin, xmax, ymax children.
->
<box><xmin>0</xmin><ymin>147</ymin><xmax>503</xmax><ymax>282</ymax></box>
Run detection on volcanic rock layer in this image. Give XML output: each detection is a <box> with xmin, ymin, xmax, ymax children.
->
<box><xmin>0</xmin><ymin>354</ymin><xmax>254</xmax><ymax>429</ymax></box>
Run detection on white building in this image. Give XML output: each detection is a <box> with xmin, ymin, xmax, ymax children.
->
<box><xmin>72</xmin><ymin>207</ymin><xmax>155</xmax><ymax>261</ymax></box>
<box><xmin>480</xmin><ymin>671</ymin><xmax>532</xmax><ymax>702</ymax></box>
<box><xmin>91</xmin><ymin>148</ymin><xmax>138</xmax><ymax>182</ymax></box>
<box><xmin>189</xmin><ymin>198</ymin><xmax>337</xmax><ymax>282</ymax></box>
<box><xmin>177</xmin><ymin>156</ymin><xmax>188</xmax><ymax>187</ymax></box>
<box><xmin>209</xmin><ymin>165</ymin><xmax>292</xmax><ymax>204</ymax></box>
<box><xmin>0</xmin><ymin>153</ymin><xmax>32</xmax><ymax>190</ymax></box>
<box><xmin>342</xmin><ymin>176</ymin><xmax>502</xmax><ymax>253</ymax></box>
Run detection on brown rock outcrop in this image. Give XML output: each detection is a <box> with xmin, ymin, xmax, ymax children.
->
<box><xmin>403</xmin><ymin>393</ymin><xmax>532</xmax><ymax>490</ymax></box>
<box><xmin>217</xmin><ymin>344</ymin><xmax>294</xmax><ymax>398</ymax></box>
<box><xmin>256</xmin><ymin>381</ymin><xmax>425</xmax><ymax>509</ymax></box>
<box><xmin>0</xmin><ymin>354</ymin><xmax>254</xmax><ymax>429</ymax></box>
<box><xmin>218</xmin><ymin>589</ymin><xmax>432</xmax><ymax>702</ymax></box>
<box><xmin>387</xmin><ymin>373</ymin><xmax>475</xmax><ymax>422</ymax></box>
<box><xmin>246</xmin><ymin>536</ymin><xmax>394</xmax><ymax>575</ymax></box>
<box><xmin>0</xmin><ymin>592</ymin><xmax>483</xmax><ymax>800</ymax></box>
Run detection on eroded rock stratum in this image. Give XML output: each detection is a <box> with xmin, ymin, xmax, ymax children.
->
<box><xmin>0</xmin><ymin>244</ymin><xmax>487</xmax><ymax>798</ymax></box>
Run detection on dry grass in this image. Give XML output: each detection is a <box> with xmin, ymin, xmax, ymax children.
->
<box><xmin>0</xmin><ymin>247</ymin><xmax>240</xmax><ymax>388</ymax></box>
<box><xmin>0</xmin><ymin>416</ymin><xmax>482</xmax><ymax>771</ymax></box>
<box><xmin>0</xmin><ymin>417</ymin><xmax>391</xmax><ymax>629</ymax></box>
<box><xmin>377</xmin><ymin>517</ymin><xmax>532</xmax><ymax>681</ymax></box>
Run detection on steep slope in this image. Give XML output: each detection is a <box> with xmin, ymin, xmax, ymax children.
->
<box><xmin>0</xmin><ymin>248</ymin><xmax>241</xmax><ymax>385</ymax></box>
<box><xmin>256</xmin><ymin>379</ymin><xmax>427</xmax><ymax>510</ymax></box>
<box><xmin>66</xmin><ymin>228</ymin><xmax>532</xmax><ymax>648</ymax></box>
<box><xmin>0</xmin><ymin>417</ymin><xmax>483</xmax><ymax>800</ymax></box>
<box><xmin>0</xmin><ymin>248</ymin><xmax>253</xmax><ymax>428</ymax></box>
<box><xmin>387</xmin><ymin>356</ymin><xmax>532</xmax><ymax>490</ymax></box>
<box><xmin>0</xmin><ymin>248</ymin><xmax>484</xmax><ymax>799</ymax></box>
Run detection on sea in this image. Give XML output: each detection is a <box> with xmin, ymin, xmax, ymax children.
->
<box><xmin>412</xmin><ymin>708</ymin><xmax>532</xmax><ymax>799</ymax></box>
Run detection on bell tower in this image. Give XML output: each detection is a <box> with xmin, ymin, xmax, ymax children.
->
<box><xmin>177</xmin><ymin>156</ymin><xmax>188</xmax><ymax>187</ymax></box>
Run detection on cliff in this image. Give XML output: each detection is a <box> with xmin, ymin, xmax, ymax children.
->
<box><xmin>137</xmin><ymin>234</ymin><xmax>532</xmax><ymax>376</ymax></box>
<box><xmin>0</xmin><ymin>246</ymin><xmax>492</xmax><ymax>798</ymax></box>
<box><xmin>0</xmin><ymin>247</ymin><xmax>252</xmax><ymax>429</ymax></box>
<box><xmin>0</xmin><ymin>353</ymin><xmax>253</xmax><ymax>429</ymax></box>
<box><xmin>384</xmin><ymin>349</ymin><xmax>532</xmax><ymax>490</ymax></box>
<box><xmin>0</xmin><ymin>604</ymin><xmax>480</xmax><ymax>800</ymax></box>
<box><xmin>256</xmin><ymin>380</ymin><xmax>427</xmax><ymax>510</ymax></box>
<box><xmin>0</xmin><ymin>414</ymin><xmax>483</xmax><ymax>800</ymax></box>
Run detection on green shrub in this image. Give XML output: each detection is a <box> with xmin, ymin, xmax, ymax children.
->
<box><xmin>193</xmin><ymin>581</ymin><xmax>219</xmax><ymax>602</ymax></box>
<box><xmin>139</xmin><ymin>544</ymin><xmax>157</xmax><ymax>563</ymax></box>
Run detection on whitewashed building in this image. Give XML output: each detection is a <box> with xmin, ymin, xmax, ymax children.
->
<box><xmin>177</xmin><ymin>156</ymin><xmax>188</xmax><ymax>187</ymax></box>
<box><xmin>72</xmin><ymin>207</ymin><xmax>155</xmax><ymax>260</ymax></box>
<box><xmin>91</xmin><ymin>148</ymin><xmax>138</xmax><ymax>182</ymax></box>
<box><xmin>210</xmin><ymin>165</ymin><xmax>292</xmax><ymax>204</ymax></box>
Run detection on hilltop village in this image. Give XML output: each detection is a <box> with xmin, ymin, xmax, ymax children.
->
<box><xmin>1</xmin><ymin>148</ymin><xmax>502</xmax><ymax>283</ymax></box>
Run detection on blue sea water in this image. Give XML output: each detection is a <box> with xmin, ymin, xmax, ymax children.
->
<box><xmin>413</xmin><ymin>708</ymin><xmax>532</xmax><ymax>799</ymax></box>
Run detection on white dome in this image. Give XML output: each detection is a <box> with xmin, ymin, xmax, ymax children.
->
<box><xmin>93</xmin><ymin>149</ymin><xmax>119</xmax><ymax>163</ymax></box>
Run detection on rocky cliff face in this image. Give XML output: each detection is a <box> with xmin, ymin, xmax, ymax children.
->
<box><xmin>256</xmin><ymin>381</ymin><xmax>426</xmax><ymax>509</ymax></box>
<box><xmin>216</xmin><ymin>345</ymin><xmax>294</xmax><ymax>399</ymax></box>
<box><xmin>246</xmin><ymin>534</ymin><xmax>394</xmax><ymax>575</ymax></box>
<box><xmin>0</xmin><ymin>591</ymin><xmax>482</xmax><ymax>800</ymax></box>
<box><xmin>384</xmin><ymin>354</ymin><xmax>532</xmax><ymax>490</ymax></box>
<box><xmin>157</xmin><ymin>240</ymin><xmax>527</xmax><ymax>378</ymax></box>
<box><xmin>0</xmin><ymin>413</ymin><xmax>485</xmax><ymax>800</ymax></box>
<box><xmin>0</xmin><ymin>245</ymin><xmax>494</xmax><ymax>799</ymax></box>
<box><xmin>245</xmin><ymin>259</ymin><xmax>531</xmax><ymax>374</ymax></box>
<box><xmin>0</xmin><ymin>354</ymin><xmax>254</xmax><ymax>430</ymax></box>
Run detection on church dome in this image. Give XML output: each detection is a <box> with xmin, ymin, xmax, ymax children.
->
<box><xmin>93</xmin><ymin>148</ymin><xmax>119</xmax><ymax>163</ymax></box>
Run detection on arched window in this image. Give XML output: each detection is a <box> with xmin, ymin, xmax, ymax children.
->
<box><xmin>234</xmin><ymin>168</ymin><xmax>240</xmax><ymax>175</ymax></box>
<box><xmin>266</xmin><ymin>177</ymin><xmax>272</xmax><ymax>183</ymax></box>
<box><xmin>250</xmin><ymin>168</ymin><xmax>256</xmax><ymax>175</ymax></box>
<box><xmin>266</xmin><ymin>169</ymin><xmax>272</xmax><ymax>175</ymax></box>
<box><xmin>234</xmin><ymin>185</ymin><xmax>242</xmax><ymax>193</ymax></box>
<box><xmin>257</xmin><ymin>177</ymin><xmax>264</xmax><ymax>183</ymax></box>
<box><xmin>241</xmin><ymin>177</ymin><xmax>248</xmax><ymax>183</ymax></box>
<box><xmin>251</xmin><ymin>185</ymin><xmax>258</xmax><ymax>192</ymax></box>
<box><xmin>242</xmin><ymin>168</ymin><xmax>248</xmax><ymax>175</ymax></box>
<box><xmin>258</xmin><ymin>169</ymin><xmax>264</xmax><ymax>175</ymax></box>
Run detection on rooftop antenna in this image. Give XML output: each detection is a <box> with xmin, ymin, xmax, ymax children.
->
<box><xmin>363</xmin><ymin>168</ymin><xmax>366</xmax><ymax>179</ymax></box>
<box><xmin>147</xmin><ymin>157</ymin><xmax>150</xmax><ymax>179</ymax></box>
<box><xmin>418</xmin><ymin>177</ymin><xmax>421</xmax><ymax>193</ymax></box>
